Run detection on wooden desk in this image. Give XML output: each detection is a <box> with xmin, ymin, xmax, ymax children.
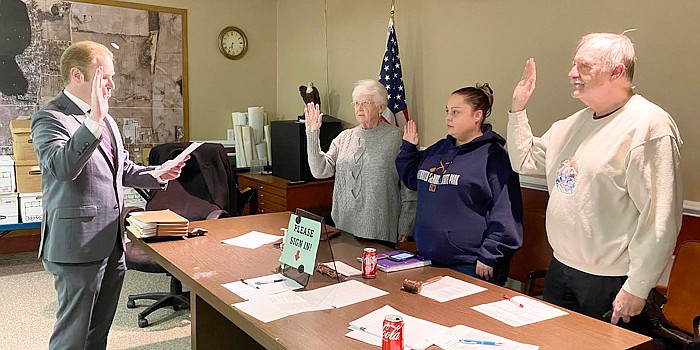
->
<box><xmin>128</xmin><ymin>212</ymin><xmax>652</xmax><ymax>350</ymax></box>
<box><xmin>237</xmin><ymin>173</ymin><xmax>334</xmax><ymax>215</ymax></box>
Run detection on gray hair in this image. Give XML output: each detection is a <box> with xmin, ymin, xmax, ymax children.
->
<box><xmin>576</xmin><ymin>33</ymin><xmax>636</xmax><ymax>82</ymax></box>
<box><xmin>352</xmin><ymin>79</ymin><xmax>388</xmax><ymax>109</ymax></box>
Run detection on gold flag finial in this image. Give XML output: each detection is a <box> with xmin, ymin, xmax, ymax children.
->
<box><xmin>390</xmin><ymin>0</ymin><xmax>395</xmax><ymax>20</ymax></box>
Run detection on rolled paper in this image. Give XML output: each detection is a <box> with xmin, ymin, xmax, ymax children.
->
<box><xmin>256</xmin><ymin>142</ymin><xmax>268</xmax><ymax>165</ymax></box>
<box><xmin>248</xmin><ymin>107</ymin><xmax>264</xmax><ymax>144</ymax></box>
<box><xmin>264</xmin><ymin>125</ymin><xmax>272</xmax><ymax>165</ymax></box>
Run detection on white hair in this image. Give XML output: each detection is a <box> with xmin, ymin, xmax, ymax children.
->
<box><xmin>352</xmin><ymin>79</ymin><xmax>388</xmax><ymax>109</ymax></box>
<box><xmin>576</xmin><ymin>33</ymin><xmax>636</xmax><ymax>82</ymax></box>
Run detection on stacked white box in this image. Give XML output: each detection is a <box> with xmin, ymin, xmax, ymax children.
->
<box><xmin>0</xmin><ymin>155</ymin><xmax>16</xmax><ymax>193</ymax></box>
<box><xmin>19</xmin><ymin>192</ymin><xmax>42</xmax><ymax>223</ymax></box>
<box><xmin>0</xmin><ymin>193</ymin><xmax>18</xmax><ymax>224</ymax></box>
<box><xmin>124</xmin><ymin>187</ymin><xmax>147</xmax><ymax>209</ymax></box>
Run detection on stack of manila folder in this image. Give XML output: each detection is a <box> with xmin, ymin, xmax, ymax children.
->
<box><xmin>126</xmin><ymin>209</ymin><xmax>189</xmax><ymax>238</ymax></box>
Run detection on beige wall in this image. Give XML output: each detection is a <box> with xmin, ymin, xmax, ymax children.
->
<box><xmin>119</xmin><ymin>0</ymin><xmax>700</xmax><ymax>200</ymax></box>
<box><xmin>276</xmin><ymin>1</ymin><xmax>327</xmax><ymax>121</ymax></box>
<box><xmin>132</xmin><ymin>0</ymin><xmax>277</xmax><ymax>141</ymax></box>
<box><xmin>277</xmin><ymin>0</ymin><xmax>700</xmax><ymax>200</ymax></box>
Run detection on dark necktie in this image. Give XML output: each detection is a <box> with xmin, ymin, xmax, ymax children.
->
<box><xmin>87</xmin><ymin>110</ymin><xmax>114</xmax><ymax>164</ymax></box>
<box><xmin>101</xmin><ymin>128</ymin><xmax>114</xmax><ymax>164</ymax></box>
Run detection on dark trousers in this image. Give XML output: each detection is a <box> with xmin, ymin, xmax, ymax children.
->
<box><xmin>543</xmin><ymin>257</ymin><xmax>626</xmax><ymax>321</ymax></box>
<box><xmin>43</xmin><ymin>237</ymin><xmax>126</xmax><ymax>350</ymax></box>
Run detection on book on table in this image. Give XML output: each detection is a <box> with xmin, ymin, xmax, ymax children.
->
<box><xmin>376</xmin><ymin>250</ymin><xmax>431</xmax><ymax>272</ymax></box>
<box><xmin>127</xmin><ymin>209</ymin><xmax>189</xmax><ymax>238</ymax></box>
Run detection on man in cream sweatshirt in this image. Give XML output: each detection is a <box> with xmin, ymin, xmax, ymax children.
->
<box><xmin>507</xmin><ymin>33</ymin><xmax>682</xmax><ymax>325</ymax></box>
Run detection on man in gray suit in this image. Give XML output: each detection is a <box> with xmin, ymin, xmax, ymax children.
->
<box><xmin>31</xmin><ymin>41</ymin><xmax>187</xmax><ymax>350</ymax></box>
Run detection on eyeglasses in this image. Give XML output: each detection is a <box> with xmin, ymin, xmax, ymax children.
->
<box><xmin>351</xmin><ymin>100</ymin><xmax>375</xmax><ymax>109</ymax></box>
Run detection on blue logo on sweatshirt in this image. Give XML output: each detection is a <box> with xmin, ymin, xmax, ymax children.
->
<box><xmin>555</xmin><ymin>158</ymin><xmax>578</xmax><ymax>194</ymax></box>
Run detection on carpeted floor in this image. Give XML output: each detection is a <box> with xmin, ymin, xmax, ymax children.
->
<box><xmin>0</xmin><ymin>252</ymin><xmax>191</xmax><ymax>350</ymax></box>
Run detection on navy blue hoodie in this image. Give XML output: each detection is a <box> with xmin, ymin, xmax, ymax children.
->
<box><xmin>395</xmin><ymin>128</ymin><xmax>523</xmax><ymax>267</ymax></box>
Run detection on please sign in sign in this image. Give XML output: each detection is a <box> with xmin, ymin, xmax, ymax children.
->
<box><xmin>278</xmin><ymin>214</ymin><xmax>321</xmax><ymax>274</ymax></box>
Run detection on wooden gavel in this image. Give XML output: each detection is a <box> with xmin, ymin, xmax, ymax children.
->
<box><xmin>402</xmin><ymin>276</ymin><xmax>442</xmax><ymax>294</ymax></box>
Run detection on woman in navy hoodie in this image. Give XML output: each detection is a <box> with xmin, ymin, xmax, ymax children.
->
<box><xmin>396</xmin><ymin>83</ymin><xmax>523</xmax><ymax>286</ymax></box>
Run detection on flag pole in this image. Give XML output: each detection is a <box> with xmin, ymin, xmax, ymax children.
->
<box><xmin>390</xmin><ymin>0</ymin><xmax>395</xmax><ymax>21</ymax></box>
<box><xmin>379</xmin><ymin>0</ymin><xmax>409</xmax><ymax>128</ymax></box>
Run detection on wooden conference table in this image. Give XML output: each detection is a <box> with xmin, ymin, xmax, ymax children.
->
<box><xmin>127</xmin><ymin>212</ymin><xmax>652</xmax><ymax>350</ymax></box>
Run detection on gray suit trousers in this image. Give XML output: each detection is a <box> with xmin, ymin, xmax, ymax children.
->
<box><xmin>43</xmin><ymin>235</ymin><xmax>126</xmax><ymax>350</ymax></box>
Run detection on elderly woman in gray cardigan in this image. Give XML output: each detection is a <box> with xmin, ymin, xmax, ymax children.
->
<box><xmin>304</xmin><ymin>79</ymin><xmax>416</xmax><ymax>247</ymax></box>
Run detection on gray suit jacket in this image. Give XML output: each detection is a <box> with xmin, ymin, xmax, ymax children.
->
<box><xmin>31</xmin><ymin>91</ymin><xmax>163</xmax><ymax>263</ymax></box>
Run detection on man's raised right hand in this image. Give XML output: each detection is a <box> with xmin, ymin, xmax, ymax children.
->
<box><xmin>511</xmin><ymin>58</ymin><xmax>537</xmax><ymax>113</ymax></box>
<box><xmin>89</xmin><ymin>66</ymin><xmax>109</xmax><ymax>124</ymax></box>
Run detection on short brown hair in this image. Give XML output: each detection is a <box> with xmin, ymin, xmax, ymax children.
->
<box><xmin>60</xmin><ymin>41</ymin><xmax>113</xmax><ymax>87</ymax></box>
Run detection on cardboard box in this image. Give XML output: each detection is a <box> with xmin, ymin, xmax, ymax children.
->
<box><xmin>10</xmin><ymin>119</ymin><xmax>37</xmax><ymax>162</ymax></box>
<box><xmin>0</xmin><ymin>192</ymin><xmax>18</xmax><ymax>224</ymax></box>
<box><xmin>10</xmin><ymin>119</ymin><xmax>32</xmax><ymax>144</ymax></box>
<box><xmin>124</xmin><ymin>187</ymin><xmax>147</xmax><ymax>209</ymax></box>
<box><xmin>19</xmin><ymin>192</ymin><xmax>42</xmax><ymax>223</ymax></box>
<box><xmin>12</xmin><ymin>140</ymin><xmax>37</xmax><ymax>162</ymax></box>
<box><xmin>0</xmin><ymin>156</ymin><xmax>16</xmax><ymax>193</ymax></box>
<box><xmin>14</xmin><ymin>158</ymin><xmax>42</xmax><ymax>193</ymax></box>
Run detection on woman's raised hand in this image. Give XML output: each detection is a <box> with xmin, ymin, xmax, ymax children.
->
<box><xmin>304</xmin><ymin>103</ymin><xmax>322</xmax><ymax>131</ymax></box>
<box><xmin>403</xmin><ymin>120</ymin><xmax>419</xmax><ymax>145</ymax></box>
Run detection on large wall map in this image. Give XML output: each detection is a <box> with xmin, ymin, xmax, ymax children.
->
<box><xmin>0</xmin><ymin>0</ymin><xmax>187</xmax><ymax>164</ymax></box>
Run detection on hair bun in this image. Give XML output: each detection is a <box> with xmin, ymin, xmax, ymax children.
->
<box><xmin>475</xmin><ymin>82</ymin><xmax>494</xmax><ymax>105</ymax></box>
<box><xmin>475</xmin><ymin>82</ymin><xmax>492</xmax><ymax>95</ymax></box>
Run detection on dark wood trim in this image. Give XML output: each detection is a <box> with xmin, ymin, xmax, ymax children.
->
<box><xmin>0</xmin><ymin>230</ymin><xmax>40</xmax><ymax>255</ymax></box>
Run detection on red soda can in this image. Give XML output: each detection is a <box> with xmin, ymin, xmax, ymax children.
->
<box><xmin>362</xmin><ymin>248</ymin><xmax>377</xmax><ymax>279</ymax></box>
<box><xmin>382</xmin><ymin>315</ymin><xmax>404</xmax><ymax>350</ymax></box>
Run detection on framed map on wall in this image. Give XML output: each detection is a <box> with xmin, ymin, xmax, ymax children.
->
<box><xmin>0</xmin><ymin>0</ymin><xmax>188</xmax><ymax>164</ymax></box>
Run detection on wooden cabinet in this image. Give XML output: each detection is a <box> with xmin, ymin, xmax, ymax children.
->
<box><xmin>237</xmin><ymin>173</ymin><xmax>334</xmax><ymax>215</ymax></box>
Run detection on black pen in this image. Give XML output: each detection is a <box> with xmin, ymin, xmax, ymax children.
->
<box><xmin>255</xmin><ymin>278</ymin><xmax>285</xmax><ymax>285</ymax></box>
<box><xmin>240</xmin><ymin>278</ymin><xmax>260</xmax><ymax>289</ymax></box>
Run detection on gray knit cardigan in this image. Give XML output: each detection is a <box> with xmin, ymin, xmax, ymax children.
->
<box><xmin>306</xmin><ymin>123</ymin><xmax>416</xmax><ymax>243</ymax></box>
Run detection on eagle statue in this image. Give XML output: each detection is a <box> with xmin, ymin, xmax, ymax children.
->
<box><xmin>299</xmin><ymin>82</ymin><xmax>321</xmax><ymax>108</ymax></box>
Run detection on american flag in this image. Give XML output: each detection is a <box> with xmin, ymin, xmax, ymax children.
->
<box><xmin>378</xmin><ymin>18</ymin><xmax>409</xmax><ymax>128</ymax></box>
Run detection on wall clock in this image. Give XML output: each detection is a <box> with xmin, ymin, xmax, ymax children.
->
<box><xmin>218</xmin><ymin>26</ymin><xmax>247</xmax><ymax>60</ymax></box>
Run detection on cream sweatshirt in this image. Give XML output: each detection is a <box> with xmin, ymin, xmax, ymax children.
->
<box><xmin>507</xmin><ymin>94</ymin><xmax>683</xmax><ymax>299</ymax></box>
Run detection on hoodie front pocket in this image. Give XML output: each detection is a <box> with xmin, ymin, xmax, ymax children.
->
<box><xmin>415</xmin><ymin>227</ymin><xmax>479</xmax><ymax>265</ymax></box>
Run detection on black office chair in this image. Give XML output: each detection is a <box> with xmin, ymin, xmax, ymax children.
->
<box><xmin>645</xmin><ymin>241</ymin><xmax>700</xmax><ymax>349</ymax></box>
<box><xmin>124</xmin><ymin>207</ymin><xmax>189</xmax><ymax>328</ymax></box>
<box><xmin>125</xmin><ymin>142</ymin><xmax>239</xmax><ymax>327</ymax></box>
